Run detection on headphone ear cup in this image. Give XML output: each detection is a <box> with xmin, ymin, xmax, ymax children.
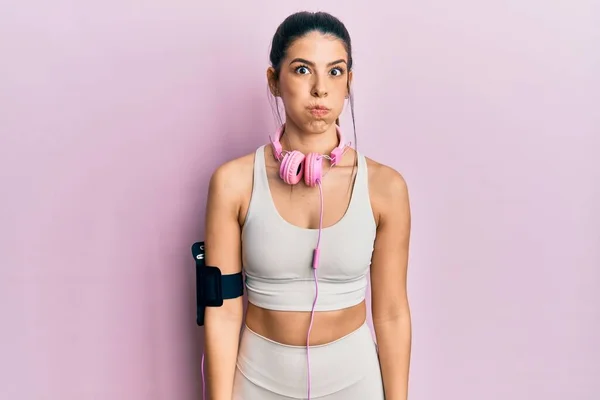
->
<box><xmin>280</xmin><ymin>150</ymin><xmax>305</xmax><ymax>185</ymax></box>
<box><xmin>304</xmin><ymin>152</ymin><xmax>323</xmax><ymax>187</ymax></box>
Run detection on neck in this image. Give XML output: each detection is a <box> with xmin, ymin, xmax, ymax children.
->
<box><xmin>279</xmin><ymin>121</ymin><xmax>341</xmax><ymax>156</ymax></box>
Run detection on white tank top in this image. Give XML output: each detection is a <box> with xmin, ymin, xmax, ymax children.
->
<box><xmin>241</xmin><ymin>145</ymin><xmax>377</xmax><ymax>312</ymax></box>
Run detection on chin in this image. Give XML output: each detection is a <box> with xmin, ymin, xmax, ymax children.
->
<box><xmin>304</xmin><ymin>119</ymin><xmax>333</xmax><ymax>133</ymax></box>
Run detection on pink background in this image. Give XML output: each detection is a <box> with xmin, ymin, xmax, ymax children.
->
<box><xmin>1</xmin><ymin>1</ymin><xmax>598</xmax><ymax>399</ymax></box>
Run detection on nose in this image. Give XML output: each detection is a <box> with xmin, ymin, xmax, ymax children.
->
<box><xmin>311</xmin><ymin>75</ymin><xmax>328</xmax><ymax>98</ymax></box>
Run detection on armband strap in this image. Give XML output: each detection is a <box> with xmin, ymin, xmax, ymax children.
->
<box><xmin>191</xmin><ymin>241</ymin><xmax>244</xmax><ymax>326</ymax></box>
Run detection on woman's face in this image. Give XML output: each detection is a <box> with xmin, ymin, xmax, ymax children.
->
<box><xmin>268</xmin><ymin>31</ymin><xmax>352</xmax><ymax>133</ymax></box>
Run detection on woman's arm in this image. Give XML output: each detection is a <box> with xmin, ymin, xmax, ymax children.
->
<box><xmin>370</xmin><ymin>165</ymin><xmax>412</xmax><ymax>400</ymax></box>
<box><xmin>203</xmin><ymin>162</ymin><xmax>245</xmax><ymax>400</ymax></box>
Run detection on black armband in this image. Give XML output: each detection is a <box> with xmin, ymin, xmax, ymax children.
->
<box><xmin>191</xmin><ymin>241</ymin><xmax>244</xmax><ymax>326</ymax></box>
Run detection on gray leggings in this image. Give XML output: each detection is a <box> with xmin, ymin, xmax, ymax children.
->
<box><xmin>232</xmin><ymin>322</ymin><xmax>385</xmax><ymax>399</ymax></box>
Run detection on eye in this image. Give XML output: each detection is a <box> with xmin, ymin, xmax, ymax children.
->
<box><xmin>330</xmin><ymin>67</ymin><xmax>344</xmax><ymax>76</ymax></box>
<box><xmin>295</xmin><ymin>65</ymin><xmax>310</xmax><ymax>74</ymax></box>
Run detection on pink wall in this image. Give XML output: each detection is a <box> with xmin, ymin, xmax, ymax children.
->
<box><xmin>1</xmin><ymin>1</ymin><xmax>598</xmax><ymax>399</ymax></box>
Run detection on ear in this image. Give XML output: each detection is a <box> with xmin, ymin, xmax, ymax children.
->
<box><xmin>346</xmin><ymin>70</ymin><xmax>353</xmax><ymax>97</ymax></box>
<box><xmin>266</xmin><ymin>67</ymin><xmax>279</xmax><ymax>97</ymax></box>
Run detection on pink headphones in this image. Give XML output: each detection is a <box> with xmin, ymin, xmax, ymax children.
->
<box><xmin>270</xmin><ymin>124</ymin><xmax>347</xmax><ymax>187</ymax></box>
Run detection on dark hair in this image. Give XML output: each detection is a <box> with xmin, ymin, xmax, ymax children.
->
<box><xmin>267</xmin><ymin>11</ymin><xmax>357</xmax><ymax>151</ymax></box>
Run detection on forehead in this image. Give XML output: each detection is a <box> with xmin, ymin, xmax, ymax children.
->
<box><xmin>285</xmin><ymin>31</ymin><xmax>347</xmax><ymax>63</ymax></box>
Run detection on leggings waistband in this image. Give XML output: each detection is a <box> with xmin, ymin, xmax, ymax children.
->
<box><xmin>236</xmin><ymin>322</ymin><xmax>380</xmax><ymax>398</ymax></box>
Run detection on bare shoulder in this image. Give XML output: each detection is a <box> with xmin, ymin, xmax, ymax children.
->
<box><xmin>208</xmin><ymin>151</ymin><xmax>256</xmax><ymax>204</ymax></box>
<box><xmin>364</xmin><ymin>156</ymin><xmax>410</xmax><ymax>225</ymax></box>
<box><xmin>365</xmin><ymin>156</ymin><xmax>409</xmax><ymax>199</ymax></box>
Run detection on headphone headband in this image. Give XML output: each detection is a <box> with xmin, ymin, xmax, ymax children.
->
<box><xmin>270</xmin><ymin>124</ymin><xmax>347</xmax><ymax>166</ymax></box>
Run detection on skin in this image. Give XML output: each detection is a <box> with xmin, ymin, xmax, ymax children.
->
<box><xmin>203</xmin><ymin>31</ymin><xmax>412</xmax><ymax>400</ymax></box>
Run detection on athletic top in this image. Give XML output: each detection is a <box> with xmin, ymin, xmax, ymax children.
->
<box><xmin>241</xmin><ymin>145</ymin><xmax>377</xmax><ymax>312</ymax></box>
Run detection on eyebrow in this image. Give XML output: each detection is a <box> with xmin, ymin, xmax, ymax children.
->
<box><xmin>289</xmin><ymin>58</ymin><xmax>347</xmax><ymax>67</ymax></box>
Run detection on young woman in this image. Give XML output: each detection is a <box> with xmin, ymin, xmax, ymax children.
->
<box><xmin>203</xmin><ymin>11</ymin><xmax>411</xmax><ymax>400</ymax></box>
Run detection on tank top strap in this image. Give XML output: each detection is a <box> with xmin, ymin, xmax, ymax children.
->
<box><xmin>253</xmin><ymin>144</ymin><xmax>267</xmax><ymax>183</ymax></box>
<box><xmin>348</xmin><ymin>151</ymin><xmax>374</xmax><ymax>223</ymax></box>
<box><xmin>251</xmin><ymin>144</ymin><xmax>270</xmax><ymax>199</ymax></box>
<box><xmin>356</xmin><ymin>151</ymin><xmax>368</xmax><ymax>179</ymax></box>
<box><xmin>244</xmin><ymin>145</ymin><xmax>272</xmax><ymax>225</ymax></box>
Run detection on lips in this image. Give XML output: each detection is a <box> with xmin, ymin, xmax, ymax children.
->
<box><xmin>309</xmin><ymin>109</ymin><xmax>329</xmax><ymax>117</ymax></box>
<box><xmin>308</xmin><ymin>105</ymin><xmax>330</xmax><ymax>117</ymax></box>
<box><xmin>309</xmin><ymin>105</ymin><xmax>330</xmax><ymax>111</ymax></box>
